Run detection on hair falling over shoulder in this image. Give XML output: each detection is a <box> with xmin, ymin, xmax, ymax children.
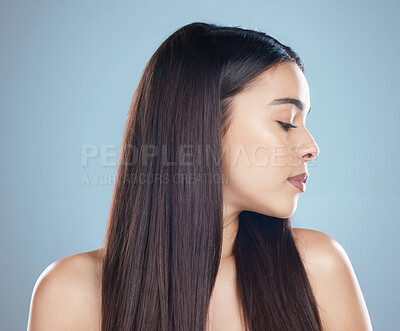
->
<box><xmin>101</xmin><ymin>22</ymin><xmax>322</xmax><ymax>331</ymax></box>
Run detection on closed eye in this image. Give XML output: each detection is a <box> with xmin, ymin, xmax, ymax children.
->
<box><xmin>278</xmin><ymin>121</ymin><xmax>297</xmax><ymax>132</ymax></box>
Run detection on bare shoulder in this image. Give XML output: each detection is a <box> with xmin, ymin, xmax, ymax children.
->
<box><xmin>27</xmin><ymin>247</ymin><xmax>104</xmax><ymax>331</ymax></box>
<box><xmin>291</xmin><ymin>228</ymin><xmax>337</xmax><ymax>267</ymax></box>
<box><xmin>291</xmin><ymin>228</ymin><xmax>373</xmax><ymax>331</ymax></box>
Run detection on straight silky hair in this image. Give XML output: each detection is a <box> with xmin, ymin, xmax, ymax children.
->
<box><xmin>101</xmin><ymin>22</ymin><xmax>322</xmax><ymax>330</ymax></box>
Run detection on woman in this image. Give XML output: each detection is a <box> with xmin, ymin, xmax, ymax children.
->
<box><xmin>28</xmin><ymin>22</ymin><xmax>373</xmax><ymax>330</ymax></box>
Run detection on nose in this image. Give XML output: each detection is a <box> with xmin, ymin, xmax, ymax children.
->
<box><xmin>297</xmin><ymin>141</ymin><xmax>320</xmax><ymax>163</ymax></box>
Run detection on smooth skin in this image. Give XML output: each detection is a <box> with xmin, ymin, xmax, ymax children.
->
<box><xmin>27</xmin><ymin>62</ymin><xmax>373</xmax><ymax>330</ymax></box>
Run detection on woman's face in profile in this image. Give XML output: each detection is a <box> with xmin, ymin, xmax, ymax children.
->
<box><xmin>222</xmin><ymin>62</ymin><xmax>320</xmax><ymax>219</ymax></box>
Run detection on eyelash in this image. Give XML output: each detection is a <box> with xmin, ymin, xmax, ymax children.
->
<box><xmin>278</xmin><ymin>121</ymin><xmax>297</xmax><ymax>132</ymax></box>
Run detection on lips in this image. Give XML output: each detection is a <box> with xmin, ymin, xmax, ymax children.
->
<box><xmin>287</xmin><ymin>172</ymin><xmax>308</xmax><ymax>193</ymax></box>
<box><xmin>288</xmin><ymin>172</ymin><xmax>308</xmax><ymax>182</ymax></box>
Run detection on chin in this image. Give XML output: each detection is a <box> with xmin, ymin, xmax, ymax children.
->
<box><xmin>252</xmin><ymin>200</ymin><xmax>297</xmax><ymax>219</ymax></box>
<box><xmin>269</xmin><ymin>198</ymin><xmax>298</xmax><ymax>219</ymax></box>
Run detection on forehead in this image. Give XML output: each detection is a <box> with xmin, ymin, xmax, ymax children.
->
<box><xmin>243</xmin><ymin>62</ymin><xmax>310</xmax><ymax>106</ymax></box>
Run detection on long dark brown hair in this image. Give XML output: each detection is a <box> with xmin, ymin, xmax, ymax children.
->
<box><xmin>101</xmin><ymin>22</ymin><xmax>322</xmax><ymax>331</ymax></box>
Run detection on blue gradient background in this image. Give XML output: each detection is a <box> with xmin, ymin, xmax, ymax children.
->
<box><xmin>1</xmin><ymin>0</ymin><xmax>399</xmax><ymax>329</ymax></box>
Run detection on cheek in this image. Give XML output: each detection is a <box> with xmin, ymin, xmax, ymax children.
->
<box><xmin>222</xmin><ymin>138</ymin><xmax>287</xmax><ymax>196</ymax></box>
<box><xmin>223</xmin><ymin>157</ymin><xmax>299</xmax><ymax>218</ymax></box>
<box><xmin>223</xmin><ymin>126</ymin><xmax>291</xmax><ymax>178</ymax></box>
<box><xmin>222</xmin><ymin>129</ymin><xmax>300</xmax><ymax>217</ymax></box>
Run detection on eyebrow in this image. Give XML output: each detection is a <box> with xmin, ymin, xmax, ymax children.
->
<box><xmin>268</xmin><ymin>97</ymin><xmax>311</xmax><ymax>115</ymax></box>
